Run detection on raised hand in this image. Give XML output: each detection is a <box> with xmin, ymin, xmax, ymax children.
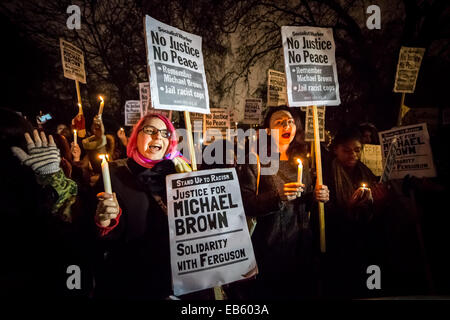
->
<box><xmin>11</xmin><ymin>130</ymin><xmax>61</xmax><ymax>175</ymax></box>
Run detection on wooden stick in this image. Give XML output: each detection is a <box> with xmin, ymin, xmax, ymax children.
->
<box><xmin>397</xmin><ymin>93</ymin><xmax>406</xmax><ymax>126</ymax></box>
<box><xmin>184</xmin><ymin>111</ymin><xmax>197</xmax><ymax>171</ymax></box>
<box><xmin>312</xmin><ymin>105</ymin><xmax>326</xmax><ymax>253</ymax></box>
<box><xmin>75</xmin><ymin>80</ymin><xmax>82</xmax><ymax>108</ymax></box>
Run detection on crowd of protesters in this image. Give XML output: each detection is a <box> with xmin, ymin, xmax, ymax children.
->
<box><xmin>0</xmin><ymin>104</ymin><xmax>448</xmax><ymax>300</ymax></box>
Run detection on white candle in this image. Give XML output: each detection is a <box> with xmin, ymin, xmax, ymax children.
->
<box><xmin>98</xmin><ymin>96</ymin><xmax>104</xmax><ymax>116</ymax></box>
<box><xmin>73</xmin><ymin>129</ymin><xmax>77</xmax><ymax>145</ymax></box>
<box><xmin>100</xmin><ymin>154</ymin><xmax>112</xmax><ymax>194</ymax></box>
<box><xmin>297</xmin><ymin>158</ymin><xmax>303</xmax><ymax>184</ymax></box>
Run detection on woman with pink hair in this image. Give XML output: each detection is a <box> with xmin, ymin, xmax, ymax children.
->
<box><xmin>93</xmin><ymin>113</ymin><xmax>191</xmax><ymax>299</ymax></box>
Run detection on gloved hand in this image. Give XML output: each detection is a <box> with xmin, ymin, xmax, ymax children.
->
<box><xmin>11</xmin><ymin>130</ymin><xmax>61</xmax><ymax>175</ymax></box>
<box><xmin>173</xmin><ymin>157</ymin><xmax>192</xmax><ymax>173</ymax></box>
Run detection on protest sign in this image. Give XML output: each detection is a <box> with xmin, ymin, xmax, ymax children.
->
<box><xmin>59</xmin><ymin>39</ymin><xmax>86</xmax><ymax>84</ymax></box>
<box><xmin>204</xmin><ymin>108</ymin><xmax>230</xmax><ymax>145</ymax></box>
<box><xmin>361</xmin><ymin>144</ymin><xmax>383</xmax><ymax>177</ymax></box>
<box><xmin>304</xmin><ymin>106</ymin><xmax>325</xmax><ymax>141</ymax></box>
<box><xmin>190</xmin><ymin>112</ymin><xmax>204</xmax><ymax>133</ymax></box>
<box><xmin>124</xmin><ymin>100</ymin><xmax>141</xmax><ymax>126</ymax></box>
<box><xmin>139</xmin><ymin>82</ymin><xmax>150</xmax><ymax>116</ymax></box>
<box><xmin>144</xmin><ymin>15</ymin><xmax>210</xmax><ymax>114</ymax></box>
<box><xmin>281</xmin><ymin>26</ymin><xmax>340</xmax><ymax>106</ymax></box>
<box><xmin>267</xmin><ymin>69</ymin><xmax>287</xmax><ymax>107</ymax></box>
<box><xmin>140</xmin><ymin>81</ymin><xmax>172</xmax><ymax>118</ymax></box>
<box><xmin>379</xmin><ymin>123</ymin><xmax>436</xmax><ymax>180</ymax></box>
<box><xmin>380</xmin><ymin>136</ymin><xmax>399</xmax><ymax>182</ymax></box>
<box><xmin>243</xmin><ymin>99</ymin><xmax>262</xmax><ymax>125</ymax></box>
<box><xmin>166</xmin><ymin>168</ymin><xmax>257</xmax><ymax>296</ymax></box>
<box><xmin>393</xmin><ymin>47</ymin><xmax>425</xmax><ymax>93</ymax></box>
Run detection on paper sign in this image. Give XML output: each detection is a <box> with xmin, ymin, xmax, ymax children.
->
<box><xmin>361</xmin><ymin>144</ymin><xmax>383</xmax><ymax>177</ymax></box>
<box><xmin>304</xmin><ymin>106</ymin><xmax>325</xmax><ymax>141</ymax></box>
<box><xmin>281</xmin><ymin>26</ymin><xmax>340</xmax><ymax>106</ymax></box>
<box><xmin>166</xmin><ymin>168</ymin><xmax>257</xmax><ymax>296</ymax></box>
<box><xmin>204</xmin><ymin>108</ymin><xmax>230</xmax><ymax>145</ymax></box>
<box><xmin>243</xmin><ymin>99</ymin><xmax>262</xmax><ymax>125</ymax></box>
<box><xmin>267</xmin><ymin>69</ymin><xmax>287</xmax><ymax>107</ymax></box>
<box><xmin>124</xmin><ymin>100</ymin><xmax>141</xmax><ymax>126</ymax></box>
<box><xmin>144</xmin><ymin>16</ymin><xmax>210</xmax><ymax>114</ymax></box>
<box><xmin>393</xmin><ymin>47</ymin><xmax>425</xmax><ymax>93</ymax></box>
<box><xmin>59</xmin><ymin>39</ymin><xmax>86</xmax><ymax>84</ymax></box>
<box><xmin>379</xmin><ymin>123</ymin><xmax>436</xmax><ymax>180</ymax></box>
<box><xmin>139</xmin><ymin>82</ymin><xmax>150</xmax><ymax>116</ymax></box>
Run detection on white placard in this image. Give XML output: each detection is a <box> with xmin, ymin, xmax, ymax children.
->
<box><xmin>124</xmin><ymin>100</ymin><xmax>141</xmax><ymax>126</ymax></box>
<box><xmin>166</xmin><ymin>168</ymin><xmax>257</xmax><ymax>296</ymax></box>
<box><xmin>304</xmin><ymin>106</ymin><xmax>325</xmax><ymax>141</ymax></box>
<box><xmin>139</xmin><ymin>82</ymin><xmax>150</xmax><ymax>116</ymax></box>
<box><xmin>204</xmin><ymin>108</ymin><xmax>230</xmax><ymax>144</ymax></box>
<box><xmin>144</xmin><ymin>16</ymin><xmax>210</xmax><ymax>114</ymax></box>
<box><xmin>59</xmin><ymin>39</ymin><xmax>86</xmax><ymax>84</ymax></box>
<box><xmin>243</xmin><ymin>99</ymin><xmax>262</xmax><ymax>125</ymax></box>
<box><xmin>393</xmin><ymin>47</ymin><xmax>425</xmax><ymax>93</ymax></box>
<box><xmin>361</xmin><ymin>144</ymin><xmax>383</xmax><ymax>177</ymax></box>
<box><xmin>267</xmin><ymin>69</ymin><xmax>287</xmax><ymax>107</ymax></box>
<box><xmin>281</xmin><ymin>26</ymin><xmax>340</xmax><ymax>106</ymax></box>
<box><xmin>378</xmin><ymin>123</ymin><xmax>436</xmax><ymax>180</ymax></box>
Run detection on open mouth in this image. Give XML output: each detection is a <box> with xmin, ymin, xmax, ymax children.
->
<box><xmin>281</xmin><ymin>132</ymin><xmax>291</xmax><ymax>139</ymax></box>
<box><xmin>148</xmin><ymin>144</ymin><xmax>162</xmax><ymax>152</ymax></box>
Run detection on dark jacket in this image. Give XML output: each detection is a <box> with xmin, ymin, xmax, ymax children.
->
<box><xmin>236</xmin><ymin>155</ymin><xmax>315</xmax><ymax>298</ymax></box>
<box><xmin>94</xmin><ymin>158</ymin><xmax>175</xmax><ymax>299</ymax></box>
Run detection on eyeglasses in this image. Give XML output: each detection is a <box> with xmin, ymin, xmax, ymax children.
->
<box><xmin>273</xmin><ymin>119</ymin><xmax>295</xmax><ymax>128</ymax></box>
<box><xmin>140</xmin><ymin>125</ymin><xmax>171</xmax><ymax>138</ymax></box>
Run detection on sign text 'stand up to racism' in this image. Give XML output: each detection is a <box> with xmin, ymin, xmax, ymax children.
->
<box><xmin>144</xmin><ymin>15</ymin><xmax>210</xmax><ymax>114</ymax></box>
<box><xmin>166</xmin><ymin>168</ymin><xmax>257</xmax><ymax>296</ymax></box>
<box><xmin>281</xmin><ymin>26</ymin><xmax>340</xmax><ymax>106</ymax></box>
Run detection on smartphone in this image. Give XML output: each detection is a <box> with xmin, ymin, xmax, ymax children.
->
<box><xmin>39</xmin><ymin>113</ymin><xmax>52</xmax><ymax>122</ymax></box>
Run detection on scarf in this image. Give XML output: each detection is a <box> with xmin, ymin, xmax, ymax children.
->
<box><xmin>332</xmin><ymin>158</ymin><xmax>376</xmax><ymax>208</ymax></box>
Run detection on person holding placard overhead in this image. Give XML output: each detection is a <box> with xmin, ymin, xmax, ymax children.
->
<box><xmin>93</xmin><ymin>113</ymin><xmax>194</xmax><ymax>299</ymax></box>
<box><xmin>237</xmin><ymin>106</ymin><xmax>329</xmax><ymax>299</ymax></box>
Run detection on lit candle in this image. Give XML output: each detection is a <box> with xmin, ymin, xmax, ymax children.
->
<box><xmin>73</xmin><ymin>129</ymin><xmax>77</xmax><ymax>145</ymax></box>
<box><xmin>98</xmin><ymin>96</ymin><xmax>104</xmax><ymax>116</ymax></box>
<box><xmin>361</xmin><ymin>183</ymin><xmax>368</xmax><ymax>190</ymax></box>
<box><xmin>99</xmin><ymin>154</ymin><xmax>112</xmax><ymax>194</ymax></box>
<box><xmin>297</xmin><ymin>158</ymin><xmax>303</xmax><ymax>184</ymax></box>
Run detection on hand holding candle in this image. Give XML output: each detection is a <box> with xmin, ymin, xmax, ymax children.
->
<box><xmin>99</xmin><ymin>154</ymin><xmax>112</xmax><ymax>194</ymax></box>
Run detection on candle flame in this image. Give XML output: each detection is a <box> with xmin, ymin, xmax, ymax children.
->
<box><xmin>99</xmin><ymin>95</ymin><xmax>104</xmax><ymax>102</ymax></box>
<box><xmin>297</xmin><ymin>158</ymin><xmax>303</xmax><ymax>166</ymax></box>
<box><xmin>99</xmin><ymin>154</ymin><xmax>109</xmax><ymax>161</ymax></box>
<box><xmin>74</xmin><ymin>129</ymin><xmax>77</xmax><ymax>134</ymax></box>
<box><xmin>362</xmin><ymin>183</ymin><xmax>367</xmax><ymax>188</ymax></box>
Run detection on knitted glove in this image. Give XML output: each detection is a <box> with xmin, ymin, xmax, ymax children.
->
<box><xmin>173</xmin><ymin>157</ymin><xmax>192</xmax><ymax>173</ymax></box>
<box><xmin>11</xmin><ymin>130</ymin><xmax>61</xmax><ymax>175</ymax></box>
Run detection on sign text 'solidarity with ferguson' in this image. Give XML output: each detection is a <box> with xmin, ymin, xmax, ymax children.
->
<box><xmin>166</xmin><ymin>168</ymin><xmax>257</xmax><ymax>296</ymax></box>
<box><xmin>281</xmin><ymin>26</ymin><xmax>340</xmax><ymax>106</ymax></box>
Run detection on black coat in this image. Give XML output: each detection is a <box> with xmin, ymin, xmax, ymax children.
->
<box><xmin>236</xmin><ymin>156</ymin><xmax>315</xmax><ymax>298</ymax></box>
<box><xmin>95</xmin><ymin>158</ymin><xmax>175</xmax><ymax>299</ymax></box>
